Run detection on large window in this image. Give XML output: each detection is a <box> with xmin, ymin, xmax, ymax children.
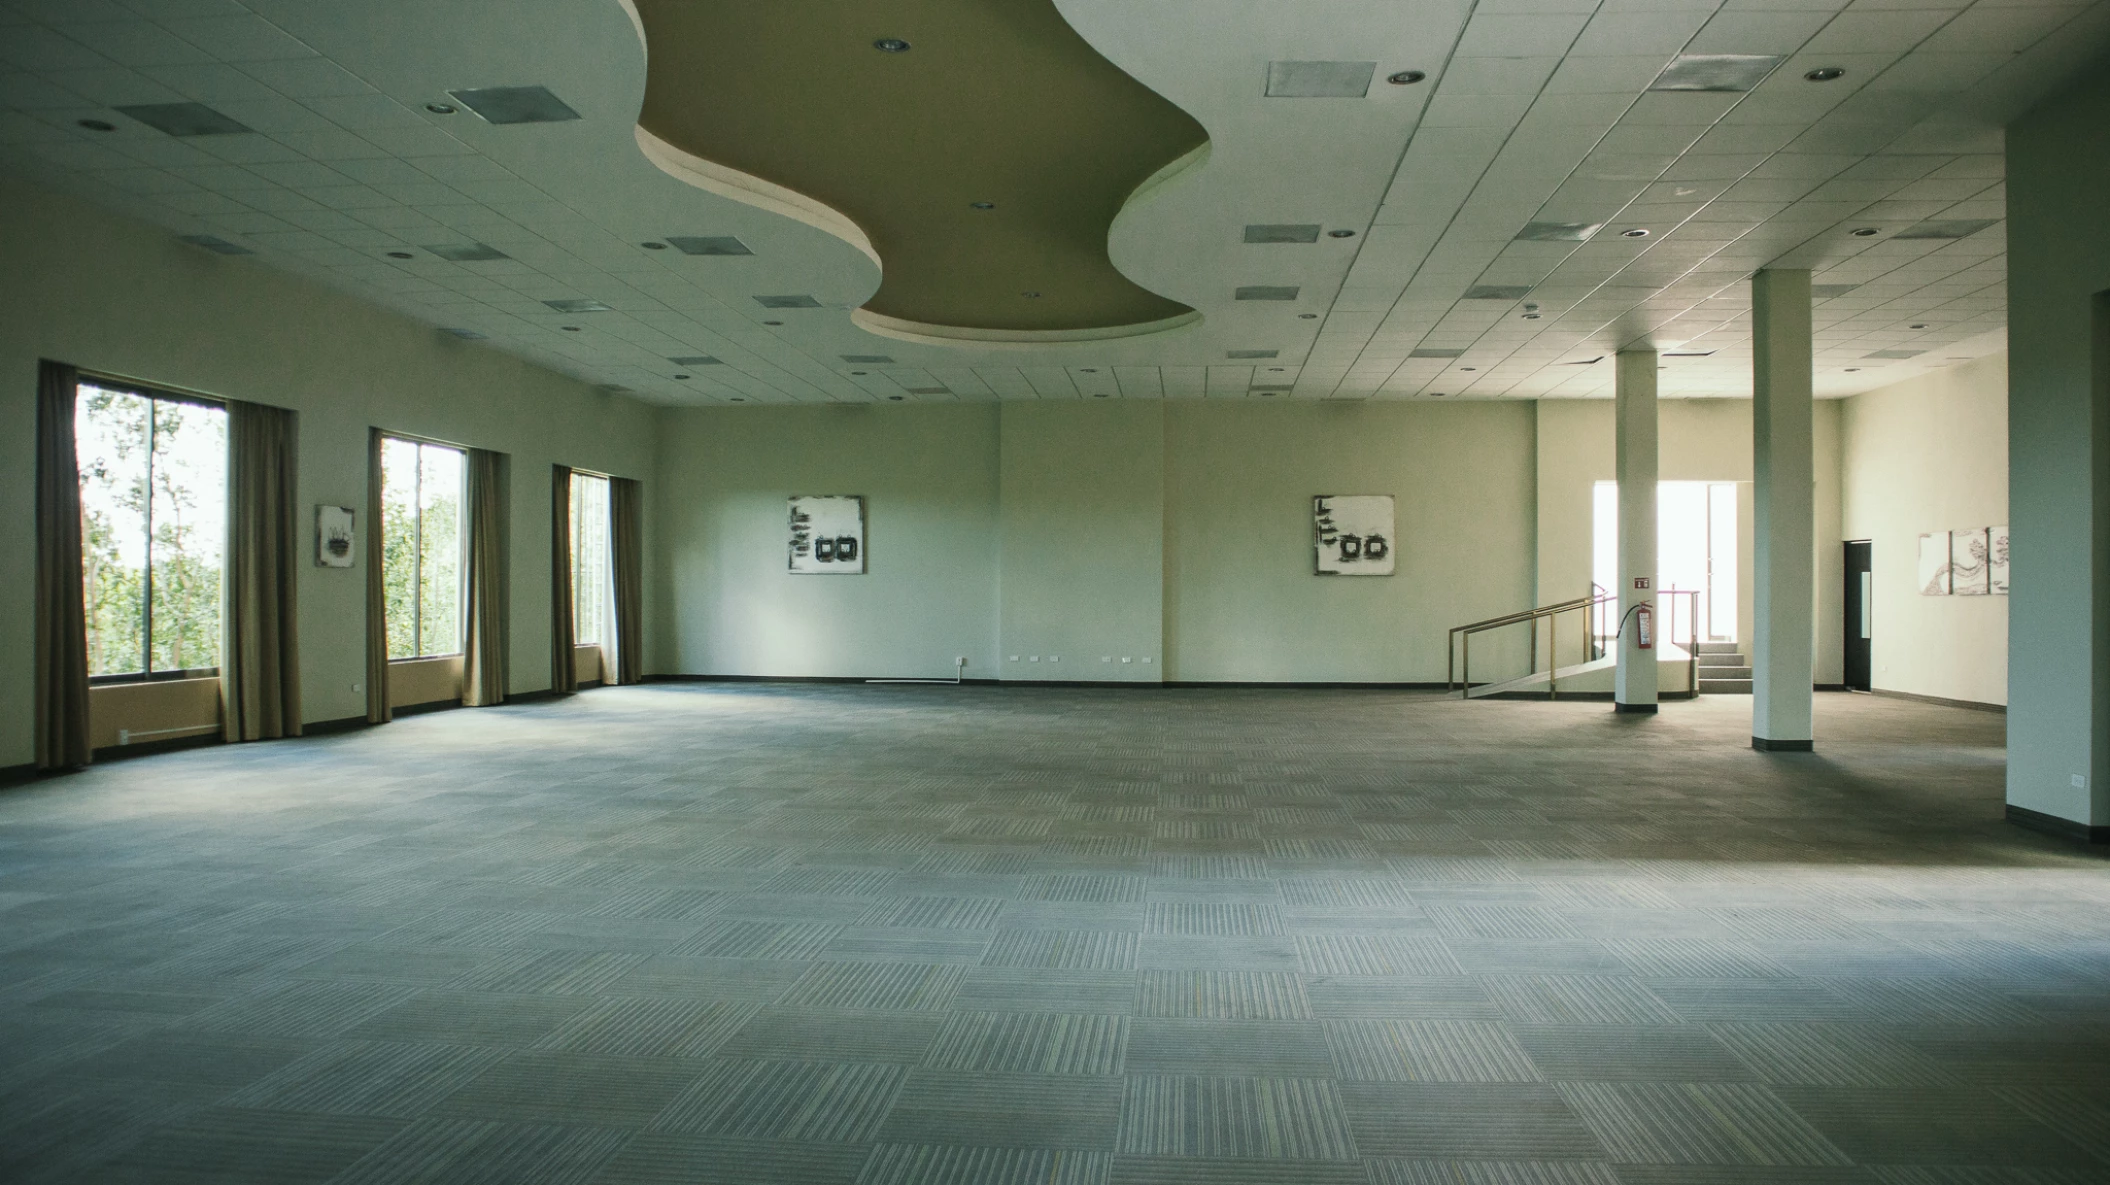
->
<box><xmin>76</xmin><ymin>383</ymin><xmax>227</xmax><ymax>681</ymax></box>
<box><xmin>1593</xmin><ymin>480</ymin><xmax>1740</xmax><ymax>642</ymax></box>
<box><xmin>570</xmin><ymin>473</ymin><xmax>612</xmax><ymax>647</ymax></box>
<box><xmin>380</xmin><ymin>437</ymin><xmax>463</xmax><ymax>659</ymax></box>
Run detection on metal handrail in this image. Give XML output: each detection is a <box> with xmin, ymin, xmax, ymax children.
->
<box><xmin>1448</xmin><ymin>591</ymin><xmax>1615</xmax><ymax>695</ymax></box>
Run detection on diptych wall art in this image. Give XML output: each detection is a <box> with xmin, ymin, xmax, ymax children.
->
<box><xmin>316</xmin><ymin>505</ymin><xmax>355</xmax><ymax>568</ymax></box>
<box><xmin>789</xmin><ymin>495</ymin><xmax>865</xmax><ymax>574</ymax></box>
<box><xmin>1920</xmin><ymin>526</ymin><xmax>2009</xmax><ymax>596</ymax></box>
<box><xmin>1314</xmin><ymin>495</ymin><xmax>1395</xmax><ymax>576</ymax></box>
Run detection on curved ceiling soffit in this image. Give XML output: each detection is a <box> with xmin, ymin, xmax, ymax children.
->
<box><xmin>617</xmin><ymin>0</ymin><xmax>1211</xmax><ymax>347</ymax></box>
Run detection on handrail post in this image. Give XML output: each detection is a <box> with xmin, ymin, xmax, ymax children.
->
<box><xmin>1548</xmin><ymin>612</ymin><xmax>1558</xmax><ymax>700</ymax></box>
<box><xmin>1463</xmin><ymin>631</ymin><xmax>1470</xmax><ymax>696</ymax></box>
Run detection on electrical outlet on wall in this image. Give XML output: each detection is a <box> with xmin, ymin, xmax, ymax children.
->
<box><xmin>2075</xmin><ymin>774</ymin><xmax>2090</xmax><ymax>790</ymax></box>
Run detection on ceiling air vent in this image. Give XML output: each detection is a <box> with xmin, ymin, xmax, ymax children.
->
<box><xmin>1410</xmin><ymin>348</ymin><xmax>1465</xmax><ymax>358</ymax></box>
<box><xmin>1464</xmin><ymin>285</ymin><xmax>1532</xmax><ymax>300</ymax></box>
<box><xmin>1648</xmin><ymin>54</ymin><xmax>1784</xmax><ymax>93</ymax></box>
<box><xmin>1244</xmin><ymin>224</ymin><xmax>1321</xmax><ymax>244</ymax></box>
<box><xmin>668</xmin><ymin>355</ymin><xmax>722</xmax><ymax>366</ymax></box>
<box><xmin>1265</xmin><ymin>61</ymin><xmax>1377</xmax><ymax>98</ymax></box>
<box><xmin>841</xmin><ymin>354</ymin><xmax>894</xmax><ymax>363</ymax></box>
<box><xmin>440</xmin><ymin>328</ymin><xmax>487</xmax><ymax>340</ymax></box>
<box><xmin>1663</xmin><ymin>350</ymin><xmax>1715</xmax><ymax>357</ymax></box>
<box><xmin>754</xmin><ymin>294</ymin><xmax>823</xmax><ymax>309</ymax></box>
<box><xmin>447</xmin><ymin>86</ymin><xmax>581</xmax><ymax>124</ymax></box>
<box><xmin>1865</xmin><ymin>349</ymin><xmax>1925</xmax><ymax>359</ymax></box>
<box><xmin>423</xmin><ymin>242</ymin><xmax>508</xmax><ymax>262</ymax></box>
<box><xmin>666</xmin><ymin>235</ymin><xmax>752</xmax><ymax>256</ymax></box>
<box><xmin>543</xmin><ymin>298</ymin><xmax>611</xmax><ymax>313</ymax></box>
<box><xmin>1516</xmin><ymin>221</ymin><xmax>1602</xmax><ymax>242</ymax></box>
<box><xmin>1892</xmin><ymin>219</ymin><xmax>1998</xmax><ymax>240</ymax></box>
<box><xmin>118</xmin><ymin>102</ymin><xmax>251</xmax><ymax>136</ymax></box>
<box><xmin>1227</xmin><ymin>349</ymin><xmax>1279</xmax><ymax>359</ymax></box>
<box><xmin>905</xmin><ymin>387</ymin><xmax>949</xmax><ymax>395</ymax></box>
<box><xmin>1235</xmin><ymin>286</ymin><xmax>1300</xmax><ymax>301</ymax></box>
<box><xmin>177</xmin><ymin>234</ymin><xmax>252</xmax><ymax>255</ymax></box>
<box><xmin>1811</xmin><ymin>284</ymin><xmax>1860</xmax><ymax>298</ymax></box>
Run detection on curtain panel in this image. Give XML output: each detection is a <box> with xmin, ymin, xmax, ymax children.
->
<box><xmin>550</xmin><ymin>464</ymin><xmax>576</xmax><ymax>695</ymax></box>
<box><xmin>462</xmin><ymin>448</ymin><xmax>509</xmax><ymax>707</ymax></box>
<box><xmin>611</xmin><ymin>476</ymin><xmax>644</xmax><ymax>685</ymax></box>
<box><xmin>363</xmin><ymin>428</ymin><xmax>391</xmax><ymax>724</ymax></box>
<box><xmin>34</xmin><ymin>360</ymin><xmax>91</xmax><ymax>769</ymax></box>
<box><xmin>222</xmin><ymin>401</ymin><xmax>302</xmax><ymax>741</ymax></box>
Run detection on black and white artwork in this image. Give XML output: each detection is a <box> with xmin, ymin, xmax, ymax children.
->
<box><xmin>1918</xmin><ymin>531</ymin><xmax>1950</xmax><ymax>596</ymax></box>
<box><xmin>1951</xmin><ymin>528</ymin><xmax>1990</xmax><ymax>596</ymax></box>
<box><xmin>316</xmin><ymin>505</ymin><xmax>355</xmax><ymax>568</ymax></box>
<box><xmin>1989</xmin><ymin>525</ymin><xmax>2009</xmax><ymax>595</ymax></box>
<box><xmin>1314</xmin><ymin>495</ymin><xmax>1396</xmax><ymax>576</ymax></box>
<box><xmin>789</xmin><ymin>495</ymin><xmax>865</xmax><ymax>574</ymax></box>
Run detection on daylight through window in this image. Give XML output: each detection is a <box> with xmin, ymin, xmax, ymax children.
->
<box><xmin>380</xmin><ymin>437</ymin><xmax>463</xmax><ymax>660</ymax></box>
<box><xmin>76</xmin><ymin>383</ymin><xmax>227</xmax><ymax>680</ymax></box>
<box><xmin>570</xmin><ymin>473</ymin><xmax>612</xmax><ymax>653</ymax></box>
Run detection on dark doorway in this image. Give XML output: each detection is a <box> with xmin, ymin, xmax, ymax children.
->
<box><xmin>1844</xmin><ymin>540</ymin><xmax>1872</xmax><ymax>691</ymax></box>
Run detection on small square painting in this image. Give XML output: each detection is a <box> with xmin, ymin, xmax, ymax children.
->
<box><xmin>1314</xmin><ymin>495</ymin><xmax>1396</xmax><ymax>576</ymax></box>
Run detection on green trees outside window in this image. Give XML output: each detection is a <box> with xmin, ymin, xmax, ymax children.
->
<box><xmin>380</xmin><ymin>437</ymin><xmax>463</xmax><ymax>659</ymax></box>
<box><xmin>571</xmin><ymin>472</ymin><xmax>611</xmax><ymax>644</ymax></box>
<box><xmin>76</xmin><ymin>384</ymin><xmax>226</xmax><ymax>680</ymax></box>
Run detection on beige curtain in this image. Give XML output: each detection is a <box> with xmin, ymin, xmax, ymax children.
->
<box><xmin>611</xmin><ymin>476</ymin><xmax>643</xmax><ymax>685</ymax></box>
<box><xmin>462</xmin><ymin>448</ymin><xmax>509</xmax><ymax>706</ymax></box>
<box><xmin>550</xmin><ymin>464</ymin><xmax>576</xmax><ymax>695</ymax></box>
<box><xmin>221</xmin><ymin>401</ymin><xmax>302</xmax><ymax>741</ymax></box>
<box><xmin>35</xmin><ymin>360</ymin><xmax>91</xmax><ymax>769</ymax></box>
<box><xmin>363</xmin><ymin>428</ymin><xmax>391</xmax><ymax>724</ymax></box>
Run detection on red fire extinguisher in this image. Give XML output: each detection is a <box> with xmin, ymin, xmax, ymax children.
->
<box><xmin>1635</xmin><ymin>603</ymin><xmax>1653</xmax><ymax>650</ymax></box>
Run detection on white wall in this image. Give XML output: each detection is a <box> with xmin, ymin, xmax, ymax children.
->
<box><xmin>1840</xmin><ymin>353</ymin><xmax>2009</xmax><ymax>707</ymax></box>
<box><xmin>0</xmin><ymin>177</ymin><xmax>657</xmax><ymax>768</ymax></box>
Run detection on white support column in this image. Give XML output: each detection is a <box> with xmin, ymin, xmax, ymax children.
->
<box><xmin>1752</xmin><ymin>268</ymin><xmax>1814</xmax><ymax>751</ymax></box>
<box><xmin>1615</xmin><ymin>349</ymin><xmax>1659</xmax><ymax>713</ymax></box>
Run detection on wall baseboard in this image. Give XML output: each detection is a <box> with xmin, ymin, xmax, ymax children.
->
<box><xmin>0</xmin><ymin>761</ymin><xmax>44</xmax><ymax>786</ymax></box>
<box><xmin>303</xmin><ymin>716</ymin><xmax>369</xmax><ymax>736</ymax></box>
<box><xmin>2006</xmin><ymin>803</ymin><xmax>2109</xmax><ymax>845</ymax></box>
<box><xmin>93</xmin><ymin>730</ymin><xmax>222</xmax><ymax>763</ymax></box>
<box><xmin>1752</xmin><ymin>736</ymin><xmax>1814</xmax><ymax>752</ymax></box>
<box><xmin>393</xmin><ymin>698</ymin><xmax>462</xmax><ymax>717</ymax></box>
<box><xmin>1872</xmin><ymin>688</ymin><xmax>2006</xmax><ymax>714</ymax></box>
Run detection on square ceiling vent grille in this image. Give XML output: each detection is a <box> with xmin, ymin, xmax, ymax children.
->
<box><xmin>1265</xmin><ymin>61</ymin><xmax>1376</xmax><ymax>98</ymax></box>
<box><xmin>841</xmin><ymin>354</ymin><xmax>894</xmax><ymax>364</ymax></box>
<box><xmin>1244</xmin><ymin>224</ymin><xmax>1321</xmax><ymax>244</ymax></box>
<box><xmin>1409</xmin><ymin>348</ymin><xmax>1465</xmax><ymax>358</ymax></box>
<box><xmin>1235</xmin><ymin>286</ymin><xmax>1300</xmax><ymax>301</ymax></box>
<box><xmin>1865</xmin><ymin>349</ymin><xmax>1926</xmax><ymax>359</ymax></box>
<box><xmin>1892</xmin><ymin>219</ymin><xmax>1998</xmax><ymax>240</ymax></box>
<box><xmin>544</xmin><ymin>298</ymin><xmax>611</xmax><ymax>313</ymax></box>
<box><xmin>1227</xmin><ymin>349</ymin><xmax>1279</xmax><ymax>359</ymax></box>
<box><xmin>1811</xmin><ymin>284</ymin><xmax>1860</xmax><ymax>298</ymax></box>
<box><xmin>666</xmin><ymin>235</ymin><xmax>752</xmax><ymax>256</ymax></box>
<box><xmin>448</xmin><ymin>86</ymin><xmax>581</xmax><ymax>124</ymax></box>
<box><xmin>441</xmin><ymin>327</ymin><xmax>487</xmax><ymax>340</ymax></box>
<box><xmin>754</xmin><ymin>294</ymin><xmax>822</xmax><ymax>309</ymax></box>
<box><xmin>1649</xmin><ymin>54</ymin><xmax>1784</xmax><ymax>93</ymax></box>
<box><xmin>119</xmin><ymin>102</ymin><xmax>251</xmax><ymax>136</ymax></box>
<box><xmin>424</xmin><ymin>242</ymin><xmax>508</xmax><ymax>262</ymax></box>
<box><xmin>1463</xmin><ymin>285</ymin><xmax>1532</xmax><ymax>300</ymax></box>
<box><xmin>1515</xmin><ymin>221</ymin><xmax>1602</xmax><ymax>242</ymax></box>
<box><xmin>177</xmin><ymin>234</ymin><xmax>252</xmax><ymax>255</ymax></box>
<box><xmin>668</xmin><ymin>355</ymin><xmax>722</xmax><ymax>366</ymax></box>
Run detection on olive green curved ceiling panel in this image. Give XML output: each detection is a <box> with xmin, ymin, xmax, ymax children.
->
<box><xmin>623</xmin><ymin>0</ymin><xmax>1210</xmax><ymax>346</ymax></box>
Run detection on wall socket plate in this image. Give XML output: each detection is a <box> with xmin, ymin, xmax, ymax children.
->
<box><xmin>2074</xmin><ymin>774</ymin><xmax>2089</xmax><ymax>789</ymax></box>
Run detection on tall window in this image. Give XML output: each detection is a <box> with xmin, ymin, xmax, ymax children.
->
<box><xmin>380</xmin><ymin>437</ymin><xmax>463</xmax><ymax>659</ymax></box>
<box><xmin>1593</xmin><ymin>480</ymin><xmax>1740</xmax><ymax>642</ymax></box>
<box><xmin>76</xmin><ymin>383</ymin><xmax>227</xmax><ymax>680</ymax></box>
<box><xmin>570</xmin><ymin>473</ymin><xmax>612</xmax><ymax>648</ymax></box>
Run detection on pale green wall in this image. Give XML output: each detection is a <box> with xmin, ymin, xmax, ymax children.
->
<box><xmin>651</xmin><ymin>403</ymin><xmax>1002</xmax><ymax>679</ymax></box>
<box><xmin>1841</xmin><ymin>353</ymin><xmax>2008</xmax><ymax>707</ymax></box>
<box><xmin>999</xmin><ymin>402</ymin><xmax>1164</xmax><ymax>680</ymax></box>
<box><xmin>0</xmin><ymin>178</ymin><xmax>656</xmax><ymax>769</ymax></box>
<box><xmin>2007</xmin><ymin>60</ymin><xmax>2110</xmax><ymax>827</ymax></box>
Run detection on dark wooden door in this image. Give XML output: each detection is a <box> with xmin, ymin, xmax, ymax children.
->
<box><xmin>1844</xmin><ymin>540</ymin><xmax>1872</xmax><ymax>690</ymax></box>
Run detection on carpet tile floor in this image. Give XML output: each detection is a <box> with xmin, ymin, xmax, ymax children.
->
<box><xmin>2</xmin><ymin>683</ymin><xmax>2107</xmax><ymax>1184</ymax></box>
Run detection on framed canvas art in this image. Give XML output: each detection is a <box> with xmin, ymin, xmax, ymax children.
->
<box><xmin>1917</xmin><ymin>531</ymin><xmax>1950</xmax><ymax>595</ymax></box>
<box><xmin>1314</xmin><ymin>495</ymin><xmax>1396</xmax><ymax>576</ymax></box>
<box><xmin>789</xmin><ymin>495</ymin><xmax>865</xmax><ymax>574</ymax></box>
<box><xmin>316</xmin><ymin>505</ymin><xmax>355</xmax><ymax>568</ymax></box>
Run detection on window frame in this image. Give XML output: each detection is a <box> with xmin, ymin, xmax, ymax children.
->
<box><xmin>568</xmin><ymin>468</ymin><xmax>613</xmax><ymax>647</ymax></box>
<box><xmin>378</xmin><ymin>432</ymin><xmax>467</xmax><ymax>663</ymax></box>
<box><xmin>77</xmin><ymin>376</ymin><xmax>228</xmax><ymax>687</ymax></box>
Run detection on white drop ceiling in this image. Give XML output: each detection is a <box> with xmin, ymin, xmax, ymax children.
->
<box><xmin>2</xmin><ymin>0</ymin><xmax>2105</xmax><ymax>406</ymax></box>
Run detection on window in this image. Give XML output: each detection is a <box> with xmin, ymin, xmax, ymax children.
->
<box><xmin>76</xmin><ymin>383</ymin><xmax>227</xmax><ymax>681</ymax></box>
<box><xmin>570</xmin><ymin>472</ymin><xmax>612</xmax><ymax>648</ymax></box>
<box><xmin>1593</xmin><ymin>480</ymin><xmax>1739</xmax><ymax>642</ymax></box>
<box><xmin>380</xmin><ymin>437</ymin><xmax>463</xmax><ymax>659</ymax></box>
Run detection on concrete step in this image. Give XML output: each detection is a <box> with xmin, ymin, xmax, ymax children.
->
<box><xmin>1695</xmin><ymin>641</ymin><xmax>1743</xmax><ymax>655</ymax></box>
<box><xmin>1700</xmin><ymin>677</ymin><xmax>1753</xmax><ymax>694</ymax></box>
<box><xmin>1699</xmin><ymin>665</ymin><xmax>1752</xmax><ymax>680</ymax></box>
<box><xmin>1697</xmin><ymin>653</ymin><xmax>1746</xmax><ymax>667</ymax></box>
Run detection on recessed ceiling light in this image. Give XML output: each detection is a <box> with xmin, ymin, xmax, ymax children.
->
<box><xmin>1244</xmin><ymin>224</ymin><xmax>1321</xmax><ymax>244</ymax></box>
<box><xmin>1235</xmin><ymin>286</ymin><xmax>1299</xmax><ymax>301</ymax></box>
<box><xmin>1620</xmin><ymin>228</ymin><xmax>1650</xmax><ymax>238</ymax></box>
<box><xmin>447</xmin><ymin>85</ymin><xmax>581</xmax><ymax>124</ymax></box>
<box><xmin>1298</xmin><ymin>313</ymin><xmax>1317</xmax><ymax>319</ymax></box>
<box><xmin>1265</xmin><ymin>61</ymin><xmax>1377</xmax><ymax>98</ymax></box>
<box><xmin>1516</xmin><ymin>221</ymin><xmax>1601</xmax><ymax>242</ymax></box>
<box><xmin>1649</xmin><ymin>54</ymin><xmax>1784</xmax><ymax>93</ymax></box>
<box><xmin>1387</xmin><ymin>70</ymin><xmax>1427</xmax><ymax>85</ymax></box>
<box><xmin>425</xmin><ymin>102</ymin><xmax>456</xmax><ymax>115</ymax></box>
<box><xmin>641</xmin><ymin>241</ymin><xmax>667</xmax><ymax>250</ymax></box>
<box><xmin>1850</xmin><ymin>227</ymin><xmax>1880</xmax><ymax>236</ymax></box>
<box><xmin>544</xmin><ymin>298</ymin><xmax>611</xmax><ymax>313</ymax></box>
<box><xmin>117</xmin><ymin>101</ymin><xmax>251</xmax><ymax>137</ymax></box>
<box><xmin>970</xmin><ymin>201</ymin><xmax>995</xmax><ymax>210</ymax></box>
<box><xmin>873</xmin><ymin>38</ymin><xmax>911</xmax><ymax>53</ymax></box>
<box><xmin>77</xmin><ymin>118</ymin><xmax>115</xmax><ymax>132</ymax></box>
<box><xmin>753</xmin><ymin>294</ymin><xmax>821</xmax><ymax>308</ymax></box>
<box><xmin>386</xmin><ymin>251</ymin><xmax>413</xmax><ymax>259</ymax></box>
<box><xmin>1328</xmin><ymin>229</ymin><xmax>1357</xmax><ymax>239</ymax></box>
<box><xmin>668</xmin><ymin>235</ymin><xmax>752</xmax><ymax>256</ymax></box>
<box><xmin>1804</xmin><ymin>67</ymin><xmax>1846</xmax><ymax>82</ymax></box>
<box><xmin>177</xmin><ymin>234</ymin><xmax>251</xmax><ymax>255</ymax></box>
<box><xmin>423</xmin><ymin>242</ymin><xmax>508</xmax><ymax>262</ymax></box>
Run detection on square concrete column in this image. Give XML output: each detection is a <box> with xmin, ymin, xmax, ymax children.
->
<box><xmin>1615</xmin><ymin>349</ymin><xmax>1659</xmax><ymax>713</ymax></box>
<box><xmin>1752</xmin><ymin>269</ymin><xmax>1814</xmax><ymax>751</ymax></box>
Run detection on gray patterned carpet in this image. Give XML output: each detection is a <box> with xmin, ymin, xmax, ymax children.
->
<box><xmin>2</xmin><ymin>684</ymin><xmax>2107</xmax><ymax>1184</ymax></box>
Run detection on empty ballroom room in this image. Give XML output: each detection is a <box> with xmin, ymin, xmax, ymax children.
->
<box><xmin>5</xmin><ymin>0</ymin><xmax>2110</xmax><ymax>1182</ymax></box>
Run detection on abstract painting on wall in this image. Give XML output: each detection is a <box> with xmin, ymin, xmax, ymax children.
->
<box><xmin>315</xmin><ymin>505</ymin><xmax>355</xmax><ymax>568</ymax></box>
<box><xmin>1950</xmin><ymin>528</ymin><xmax>1990</xmax><ymax>595</ymax></box>
<box><xmin>1918</xmin><ymin>531</ymin><xmax>1950</xmax><ymax>595</ymax></box>
<box><xmin>788</xmin><ymin>495</ymin><xmax>865</xmax><ymax>574</ymax></box>
<box><xmin>1314</xmin><ymin>495</ymin><xmax>1395</xmax><ymax>576</ymax></box>
<box><xmin>1988</xmin><ymin>525</ymin><xmax>2009</xmax><ymax>594</ymax></box>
